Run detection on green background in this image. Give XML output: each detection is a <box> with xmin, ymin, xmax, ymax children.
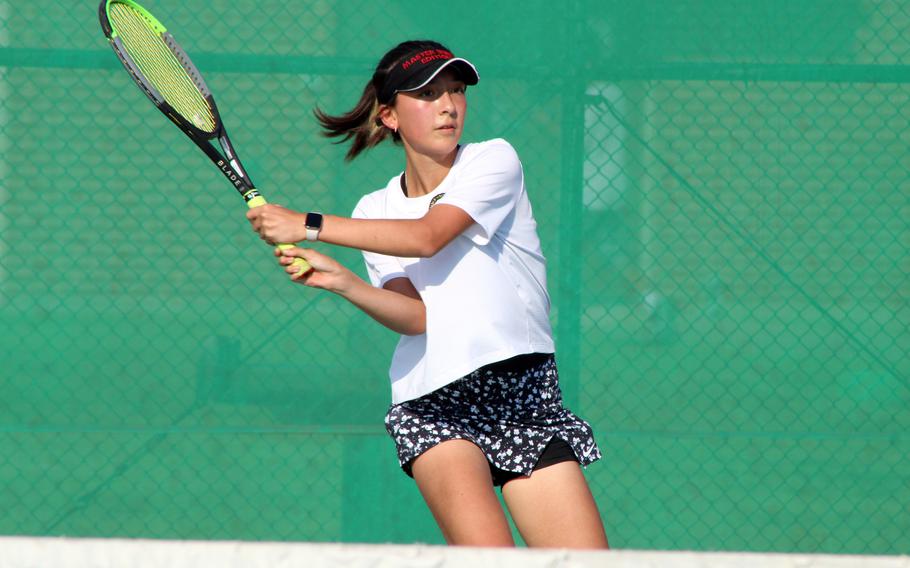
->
<box><xmin>0</xmin><ymin>0</ymin><xmax>907</xmax><ymax>553</ymax></box>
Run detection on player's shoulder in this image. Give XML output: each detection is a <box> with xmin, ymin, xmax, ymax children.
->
<box><xmin>352</xmin><ymin>175</ymin><xmax>399</xmax><ymax>218</ymax></box>
<box><xmin>456</xmin><ymin>138</ymin><xmax>522</xmax><ymax>176</ymax></box>
<box><xmin>460</xmin><ymin>138</ymin><xmax>519</xmax><ymax>161</ymax></box>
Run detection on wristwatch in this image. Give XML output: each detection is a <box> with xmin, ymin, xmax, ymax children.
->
<box><xmin>304</xmin><ymin>212</ymin><xmax>323</xmax><ymax>241</ymax></box>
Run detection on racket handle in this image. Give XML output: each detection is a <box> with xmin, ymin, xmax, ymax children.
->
<box><xmin>276</xmin><ymin>243</ymin><xmax>314</xmax><ymax>277</ymax></box>
<box><xmin>246</xmin><ymin>194</ymin><xmax>314</xmax><ymax>277</ymax></box>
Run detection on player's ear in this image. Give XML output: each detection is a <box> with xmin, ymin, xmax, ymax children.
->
<box><xmin>377</xmin><ymin>104</ymin><xmax>398</xmax><ymax>132</ymax></box>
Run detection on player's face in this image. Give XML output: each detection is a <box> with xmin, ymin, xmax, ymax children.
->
<box><xmin>388</xmin><ymin>70</ymin><xmax>467</xmax><ymax>160</ymax></box>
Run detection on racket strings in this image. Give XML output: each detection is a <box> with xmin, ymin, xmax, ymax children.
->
<box><xmin>109</xmin><ymin>2</ymin><xmax>216</xmax><ymax>133</ymax></box>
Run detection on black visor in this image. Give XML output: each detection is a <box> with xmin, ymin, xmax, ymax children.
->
<box><xmin>378</xmin><ymin>48</ymin><xmax>479</xmax><ymax>104</ymax></box>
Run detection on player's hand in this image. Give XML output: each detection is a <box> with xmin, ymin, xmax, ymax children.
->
<box><xmin>275</xmin><ymin>246</ymin><xmax>353</xmax><ymax>292</ymax></box>
<box><xmin>246</xmin><ymin>204</ymin><xmax>306</xmax><ymax>245</ymax></box>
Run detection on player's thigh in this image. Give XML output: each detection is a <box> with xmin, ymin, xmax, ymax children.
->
<box><xmin>410</xmin><ymin>439</ymin><xmax>515</xmax><ymax>547</ymax></box>
<box><xmin>501</xmin><ymin>461</ymin><xmax>609</xmax><ymax>549</ymax></box>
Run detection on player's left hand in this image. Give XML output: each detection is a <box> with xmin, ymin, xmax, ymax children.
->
<box><xmin>276</xmin><ymin>246</ymin><xmax>352</xmax><ymax>292</ymax></box>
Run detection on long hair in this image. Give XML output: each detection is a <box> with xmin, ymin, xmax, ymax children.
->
<box><xmin>313</xmin><ymin>40</ymin><xmax>452</xmax><ymax>161</ymax></box>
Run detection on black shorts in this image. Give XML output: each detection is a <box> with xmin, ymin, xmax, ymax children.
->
<box><xmin>489</xmin><ymin>435</ymin><xmax>579</xmax><ymax>486</ymax></box>
<box><xmin>385</xmin><ymin>353</ymin><xmax>601</xmax><ymax>487</ymax></box>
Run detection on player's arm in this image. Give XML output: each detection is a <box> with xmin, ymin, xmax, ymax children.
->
<box><xmin>276</xmin><ymin>247</ymin><xmax>425</xmax><ymax>336</ymax></box>
<box><xmin>344</xmin><ymin>277</ymin><xmax>425</xmax><ymax>336</ymax></box>
<box><xmin>247</xmin><ymin>204</ymin><xmax>475</xmax><ymax>258</ymax></box>
<box><xmin>319</xmin><ymin>204</ymin><xmax>473</xmax><ymax>257</ymax></box>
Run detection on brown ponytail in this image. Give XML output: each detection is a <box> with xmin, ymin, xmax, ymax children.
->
<box><xmin>313</xmin><ymin>81</ymin><xmax>397</xmax><ymax>162</ymax></box>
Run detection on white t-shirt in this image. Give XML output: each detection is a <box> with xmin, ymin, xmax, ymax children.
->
<box><xmin>352</xmin><ymin>138</ymin><xmax>555</xmax><ymax>403</ymax></box>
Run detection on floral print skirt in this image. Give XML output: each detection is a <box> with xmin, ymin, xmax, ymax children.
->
<box><xmin>385</xmin><ymin>353</ymin><xmax>601</xmax><ymax>480</ymax></box>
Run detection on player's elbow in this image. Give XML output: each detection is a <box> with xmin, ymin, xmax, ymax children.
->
<box><xmin>411</xmin><ymin>224</ymin><xmax>447</xmax><ymax>258</ymax></box>
<box><xmin>414</xmin><ymin>240</ymin><xmax>442</xmax><ymax>258</ymax></box>
<box><xmin>398</xmin><ymin>310</ymin><xmax>426</xmax><ymax>336</ymax></box>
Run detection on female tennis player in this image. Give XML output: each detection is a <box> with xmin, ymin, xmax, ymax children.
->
<box><xmin>246</xmin><ymin>40</ymin><xmax>609</xmax><ymax>548</ymax></box>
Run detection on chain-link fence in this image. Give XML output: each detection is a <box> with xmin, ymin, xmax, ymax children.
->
<box><xmin>0</xmin><ymin>0</ymin><xmax>907</xmax><ymax>553</ymax></box>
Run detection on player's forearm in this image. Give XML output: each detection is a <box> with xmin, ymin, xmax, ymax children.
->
<box><xmin>337</xmin><ymin>277</ymin><xmax>426</xmax><ymax>336</ymax></box>
<box><xmin>319</xmin><ymin>215</ymin><xmax>437</xmax><ymax>258</ymax></box>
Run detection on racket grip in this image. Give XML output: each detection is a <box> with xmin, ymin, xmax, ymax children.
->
<box><xmin>276</xmin><ymin>243</ymin><xmax>314</xmax><ymax>277</ymax></box>
<box><xmin>246</xmin><ymin>194</ymin><xmax>314</xmax><ymax>277</ymax></box>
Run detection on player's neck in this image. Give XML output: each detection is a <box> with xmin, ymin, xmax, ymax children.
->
<box><xmin>402</xmin><ymin>145</ymin><xmax>459</xmax><ymax>197</ymax></box>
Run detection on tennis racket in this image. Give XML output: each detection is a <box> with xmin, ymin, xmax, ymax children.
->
<box><xmin>98</xmin><ymin>0</ymin><xmax>312</xmax><ymax>276</ymax></box>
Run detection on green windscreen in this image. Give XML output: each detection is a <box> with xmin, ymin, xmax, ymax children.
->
<box><xmin>0</xmin><ymin>0</ymin><xmax>907</xmax><ymax>554</ymax></box>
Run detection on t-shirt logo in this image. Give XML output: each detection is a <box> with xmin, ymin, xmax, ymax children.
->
<box><xmin>429</xmin><ymin>193</ymin><xmax>445</xmax><ymax>210</ymax></box>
